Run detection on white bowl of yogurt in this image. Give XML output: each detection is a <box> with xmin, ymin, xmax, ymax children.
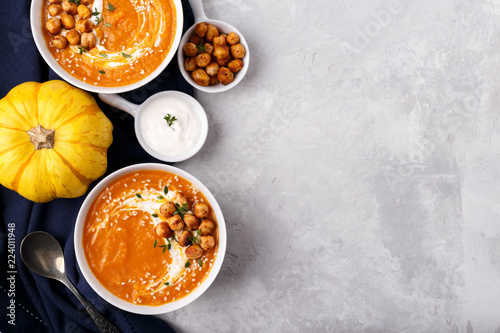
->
<box><xmin>99</xmin><ymin>91</ymin><xmax>208</xmax><ymax>162</ymax></box>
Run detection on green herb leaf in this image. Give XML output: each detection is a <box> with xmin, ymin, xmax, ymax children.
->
<box><xmin>157</xmin><ymin>195</ymin><xmax>164</xmax><ymax>200</ymax></box>
<box><xmin>163</xmin><ymin>113</ymin><xmax>177</xmax><ymax>130</ymax></box>
<box><xmin>185</xmin><ymin>261</ymin><xmax>191</xmax><ymax>268</ymax></box>
<box><xmin>167</xmin><ymin>242</ymin><xmax>171</xmax><ymax>250</ymax></box>
<box><xmin>94</xmin><ymin>16</ymin><xmax>100</xmax><ymax>24</ymax></box>
<box><xmin>122</xmin><ymin>52</ymin><xmax>132</xmax><ymax>58</ymax></box>
<box><xmin>153</xmin><ymin>239</ymin><xmax>157</xmax><ymax>248</ymax></box>
<box><xmin>68</xmin><ymin>0</ymin><xmax>81</xmax><ymax>5</ymax></box>
<box><xmin>78</xmin><ymin>46</ymin><xmax>87</xmax><ymax>54</ymax></box>
<box><xmin>159</xmin><ymin>245</ymin><xmax>167</xmax><ymax>253</ymax></box>
<box><xmin>135</xmin><ymin>193</ymin><xmax>142</xmax><ymax>198</ymax></box>
<box><xmin>99</xmin><ymin>52</ymin><xmax>108</xmax><ymax>58</ymax></box>
<box><xmin>92</xmin><ymin>8</ymin><xmax>100</xmax><ymax>16</ymax></box>
<box><xmin>173</xmin><ymin>203</ymin><xmax>188</xmax><ymax>219</ymax></box>
<box><xmin>104</xmin><ymin>22</ymin><xmax>112</xmax><ymax>27</ymax></box>
<box><xmin>107</xmin><ymin>3</ymin><xmax>117</xmax><ymax>11</ymax></box>
<box><xmin>197</xmin><ymin>258</ymin><xmax>203</xmax><ymax>267</ymax></box>
<box><xmin>152</xmin><ymin>213</ymin><xmax>158</xmax><ymax>218</ymax></box>
<box><xmin>98</xmin><ymin>70</ymin><xmax>105</xmax><ymax>74</ymax></box>
<box><xmin>189</xmin><ymin>229</ymin><xmax>201</xmax><ymax>244</ymax></box>
<box><xmin>163</xmin><ymin>186</ymin><xmax>168</xmax><ymax>195</ymax></box>
<box><xmin>196</xmin><ymin>43</ymin><xmax>206</xmax><ymax>54</ymax></box>
<box><xmin>164</xmin><ymin>282</ymin><xmax>170</xmax><ymax>286</ymax></box>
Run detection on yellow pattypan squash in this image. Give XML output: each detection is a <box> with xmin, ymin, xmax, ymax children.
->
<box><xmin>0</xmin><ymin>80</ymin><xmax>113</xmax><ymax>203</ymax></box>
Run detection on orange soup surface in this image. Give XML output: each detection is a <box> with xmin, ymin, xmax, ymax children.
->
<box><xmin>42</xmin><ymin>0</ymin><xmax>177</xmax><ymax>87</ymax></box>
<box><xmin>83</xmin><ymin>170</ymin><xmax>218</xmax><ymax>306</ymax></box>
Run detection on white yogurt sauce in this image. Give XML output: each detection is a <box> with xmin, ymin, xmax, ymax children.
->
<box><xmin>140</xmin><ymin>96</ymin><xmax>201</xmax><ymax>157</ymax></box>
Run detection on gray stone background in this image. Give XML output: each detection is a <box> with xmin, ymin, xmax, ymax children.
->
<box><xmin>160</xmin><ymin>0</ymin><xmax>500</xmax><ymax>332</ymax></box>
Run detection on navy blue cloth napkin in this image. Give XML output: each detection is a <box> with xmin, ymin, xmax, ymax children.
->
<box><xmin>0</xmin><ymin>1</ymin><xmax>194</xmax><ymax>332</ymax></box>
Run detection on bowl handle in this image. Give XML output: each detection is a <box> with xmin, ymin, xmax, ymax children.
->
<box><xmin>98</xmin><ymin>94</ymin><xmax>140</xmax><ymax>118</ymax></box>
<box><xmin>189</xmin><ymin>0</ymin><xmax>208</xmax><ymax>22</ymax></box>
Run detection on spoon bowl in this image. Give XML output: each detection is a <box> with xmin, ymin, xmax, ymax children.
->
<box><xmin>20</xmin><ymin>232</ymin><xmax>66</xmax><ymax>280</ymax></box>
<box><xmin>20</xmin><ymin>231</ymin><xmax>120</xmax><ymax>333</ymax></box>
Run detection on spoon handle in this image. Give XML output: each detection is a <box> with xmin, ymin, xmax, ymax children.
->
<box><xmin>62</xmin><ymin>276</ymin><xmax>121</xmax><ymax>333</ymax></box>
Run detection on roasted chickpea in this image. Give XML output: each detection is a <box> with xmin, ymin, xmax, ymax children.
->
<box><xmin>159</xmin><ymin>202</ymin><xmax>176</xmax><ymax>218</ymax></box>
<box><xmin>228</xmin><ymin>59</ymin><xmax>244</xmax><ymax>73</ymax></box>
<box><xmin>62</xmin><ymin>0</ymin><xmax>78</xmax><ymax>14</ymax></box>
<box><xmin>65</xmin><ymin>30</ymin><xmax>80</xmax><ymax>45</ymax></box>
<box><xmin>216</xmin><ymin>56</ymin><xmax>232</xmax><ymax>67</ymax></box>
<box><xmin>231</xmin><ymin>44</ymin><xmax>246</xmax><ymax>59</ymax></box>
<box><xmin>226</xmin><ymin>32</ymin><xmax>239</xmax><ymax>45</ymax></box>
<box><xmin>60</xmin><ymin>13</ymin><xmax>75</xmax><ymax>29</ymax></box>
<box><xmin>209</xmin><ymin>75</ymin><xmax>219</xmax><ymax>85</ymax></box>
<box><xmin>81</xmin><ymin>32</ymin><xmax>96</xmax><ymax>49</ymax></box>
<box><xmin>178</xmin><ymin>230</ymin><xmax>192</xmax><ymax>247</ymax></box>
<box><xmin>184</xmin><ymin>57</ymin><xmax>198</xmax><ymax>72</ymax></box>
<box><xmin>48</xmin><ymin>0</ymin><xmax>62</xmax><ymax>3</ymax></box>
<box><xmin>193</xmin><ymin>203</ymin><xmax>209</xmax><ymax>219</ymax></box>
<box><xmin>80</xmin><ymin>0</ymin><xmax>92</xmax><ymax>5</ymax></box>
<box><xmin>204</xmin><ymin>43</ymin><xmax>214</xmax><ymax>55</ymax></box>
<box><xmin>199</xmin><ymin>219</ymin><xmax>215</xmax><ymax>235</ymax></box>
<box><xmin>218</xmin><ymin>67</ymin><xmax>234</xmax><ymax>85</ymax></box>
<box><xmin>183</xmin><ymin>214</ymin><xmax>200</xmax><ymax>230</ymax></box>
<box><xmin>191</xmin><ymin>68</ymin><xmax>210</xmax><ymax>86</ymax></box>
<box><xmin>52</xmin><ymin>35</ymin><xmax>67</xmax><ymax>49</ymax></box>
<box><xmin>212</xmin><ymin>36</ymin><xmax>226</xmax><ymax>47</ymax></box>
<box><xmin>48</xmin><ymin>4</ymin><xmax>62</xmax><ymax>16</ymax></box>
<box><xmin>77</xmin><ymin>19</ymin><xmax>92</xmax><ymax>33</ymax></box>
<box><xmin>154</xmin><ymin>222</ymin><xmax>174</xmax><ymax>239</ymax></box>
<box><xmin>205</xmin><ymin>62</ymin><xmax>220</xmax><ymax>76</ymax></box>
<box><xmin>173</xmin><ymin>193</ymin><xmax>188</xmax><ymax>207</ymax></box>
<box><xmin>200</xmin><ymin>235</ymin><xmax>215</xmax><ymax>251</ymax></box>
<box><xmin>213</xmin><ymin>37</ymin><xmax>229</xmax><ymax>59</ymax></box>
<box><xmin>194</xmin><ymin>22</ymin><xmax>208</xmax><ymax>37</ymax></box>
<box><xmin>77</xmin><ymin>4</ymin><xmax>92</xmax><ymax>19</ymax></box>
<box><xmin>185</xmin><ymin>244</ymin><xmax>203</xmax><ymax>259</ymax></box>
<box><xmin>189</xmin><ymin>35</ymin><xmax>204</xmax><ymax>45</ymax></box>
<box><xmin>183</xmin><ymin>42</ymin><xmax>198</xmax><ymax>57</ymax></box>
<box><xmin>214</xmin><ymin>46</ymin><xmax>229</xmax><ymax>60</ymax></box>
<box><xmin>205</xmin><ymin>24</ymin><xmax>219</xmax><ymax>42</ymax></box>
<box><xmin>168</xmin><ymin>215</ymin><xmax>184</xmax><ymax>231</ymax></box>
<box><xmin>45</xmin><ymin>18</ymin><xmax>61</xmax><ymax>35</ymax></box>
<box><xmin>196</xmin><ymin>53</ymin><xmax>211</xmax><ymax>67</ymax></box>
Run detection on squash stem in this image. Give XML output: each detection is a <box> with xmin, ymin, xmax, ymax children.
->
<box><xmin>27</xmin><ymin>124</ymin><xmax>55</xmax><ymax>150</ymax></box>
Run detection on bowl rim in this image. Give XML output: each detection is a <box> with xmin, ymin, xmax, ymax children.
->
<box><xmin>177</xmin><ymin>19</ymin><xmax>250</xmax><ymax>93</ymax></box>
<box><xmin>74</xmin><ymin>163</ymin><xmax>227</xmax><ymax>314</ymax></box>
<box><xmin>30</xmin><ymin>0</ymin><xmax>184</xmax><ymax>94</ymax></box>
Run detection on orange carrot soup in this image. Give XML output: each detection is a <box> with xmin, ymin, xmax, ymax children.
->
<box><xmin>82</xmin><ymin>170</ymin><xmax>218</xmax><ymax>305</ymax></box>
<box><xmin>41</xmin><ymin>0</ymin><xmax>177</xmax><ymax>87</ymax></box>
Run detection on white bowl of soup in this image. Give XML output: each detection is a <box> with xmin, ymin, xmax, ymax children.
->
<box><xmin>31</xmin><ymin>0</ymin><xmax>183</xmax><ymax>93</ymax></box>
<box><xmin>74</xmin><ymin>163</ymin><xmax>226</xmax><ymax>314</ymax></box>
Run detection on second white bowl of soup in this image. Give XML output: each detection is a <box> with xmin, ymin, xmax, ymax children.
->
<box><xmin>74</xmin><ymin>163</ymin><xmax>226</xmax><ymax>314</ymax></box>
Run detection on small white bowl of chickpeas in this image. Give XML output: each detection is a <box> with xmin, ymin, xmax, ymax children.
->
<box><xmin>177</xmin><ymin>14</ymin><xmax>249</xmax><ymax>93</ymax></box>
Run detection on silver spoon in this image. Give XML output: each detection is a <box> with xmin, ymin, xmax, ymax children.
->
<box><xmin>20</xmin><ymin>231</ymin><xmax>120</xmax><ymax>333</ymax></box>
